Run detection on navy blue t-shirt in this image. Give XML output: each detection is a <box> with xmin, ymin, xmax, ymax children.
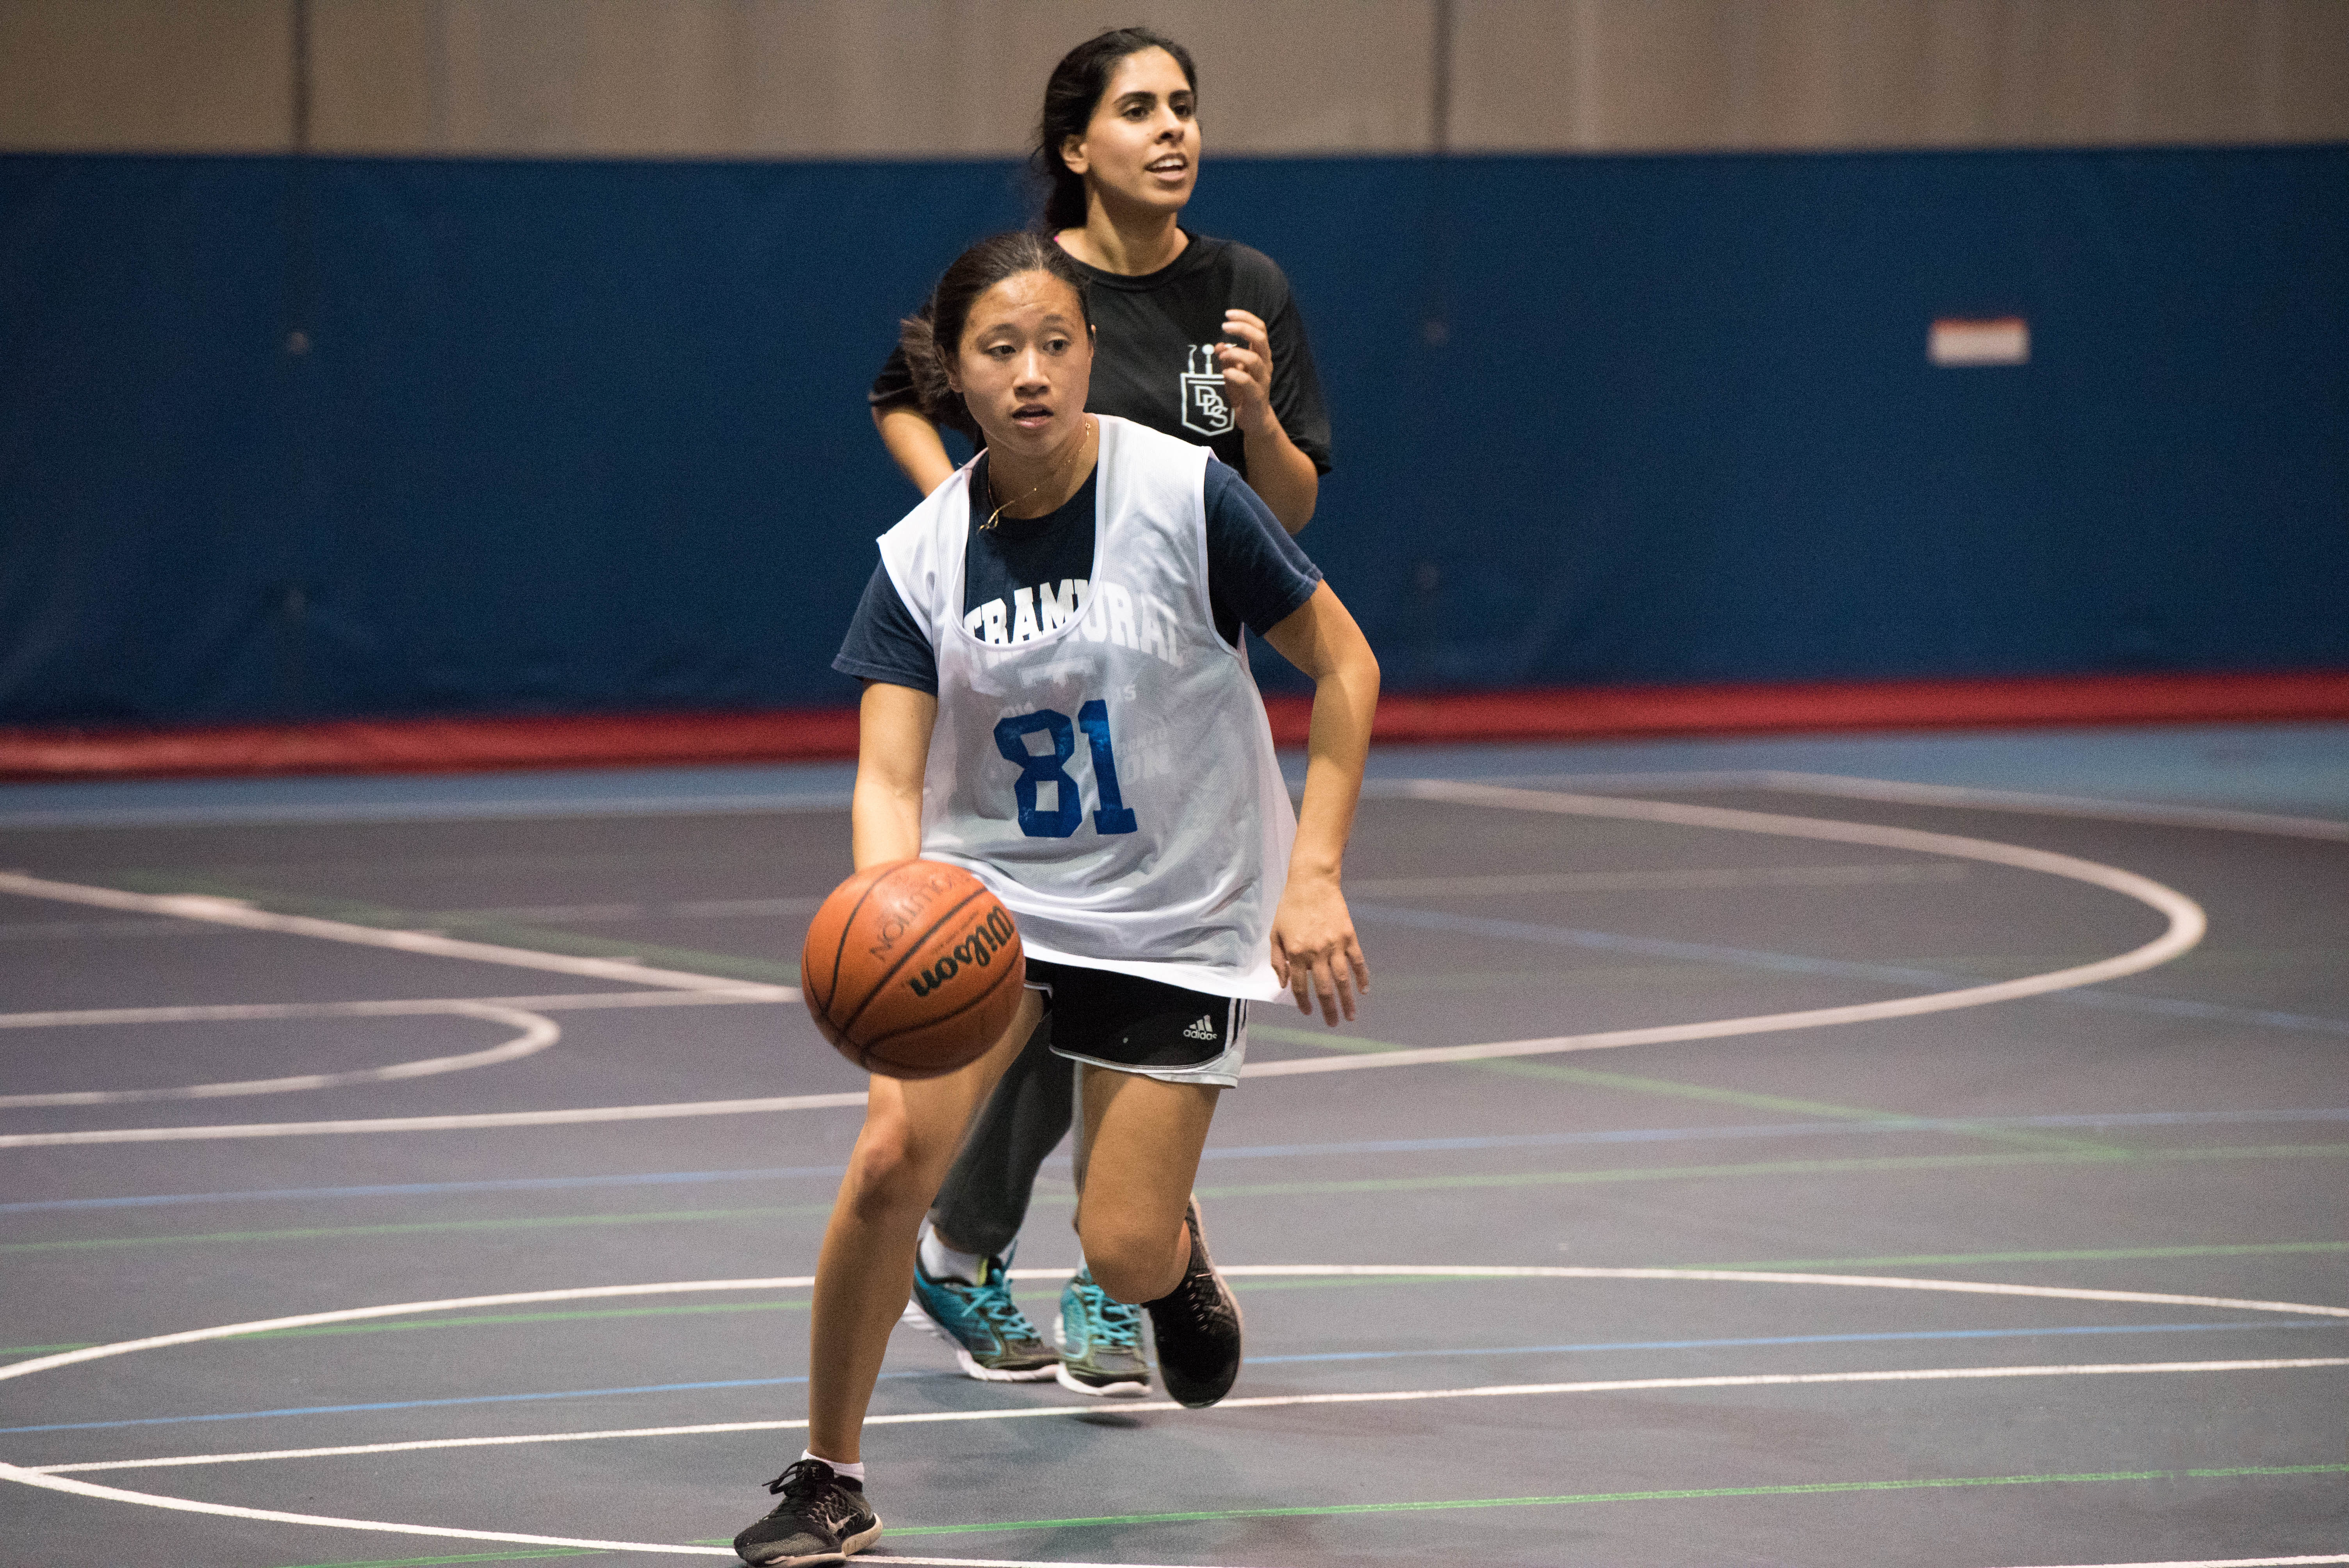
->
<box><xmin>835</xmin><ymin>457</ymin><xmax>1322</xmax><ymax>695</ymax></box>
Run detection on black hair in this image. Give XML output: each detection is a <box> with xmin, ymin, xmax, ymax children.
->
<box><xmin>1030</xmin><ymin>27</ymin><xmax>1198</xmax><ymax>233</ymax></box>
<box><xmin>896</xmin><ymin>231</ymin><xmax>1092</xmax><ymax>429</ymax></box>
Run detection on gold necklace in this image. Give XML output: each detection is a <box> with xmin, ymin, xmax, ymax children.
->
<box><xmin>982</xmin><ymin>417</ymin><xmax>1093</xmax><ymax>531</ymax></box>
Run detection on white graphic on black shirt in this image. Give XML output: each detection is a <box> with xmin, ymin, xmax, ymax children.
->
<box><xmin>1181</xmin><ymin>344</ymin><xmax>1235</xmax><ymax>437</ymax></box>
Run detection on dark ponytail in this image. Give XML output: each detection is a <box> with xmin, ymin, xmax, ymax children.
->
<box><xmin>897</xmin><ymin>231</ymin><xmax>1092</xmax><ymax>429</ymax></box>
<box><xmin>1030</xmin><ymin>27</ymin><xmax>1198</xmax><ymax>233</ymax></box>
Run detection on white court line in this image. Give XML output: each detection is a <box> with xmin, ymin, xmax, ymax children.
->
<box><xmin>0</xmin><ymin>869</ymin><xmax>798</xmax><ymax>1131</ymax></box>
<box><xmin>0</xmin><ymin>1003</ymin><xmax>558</xmax><ymax>1108</ymax></box>
<box><xmin>1343</xmin><ymin>862</ymin><xmax>1969</xmax><ymax>898</ymax></box>
<box><xmin>0</xmin><ymin>870</ymin><xmax>796</xmax><ymax>998</ymax></box>
<box><xmin>0</xmin><ymin>988</ymin><xmax>783</xmax><ymax>1030</ymax></box>
<box><xmin>4</xmin><ymin>1266</ymin><xmax>2342</xmax><ymax>1387</ymax></box>
<box><xmin>5</xmin><ymin>1270</ymin><xmax>2342</xmax><ymax>1557</ymax></box>
<box><xmin>0</xmin><ymin>786</ymin><xmax>2209</xmax><ymax>1139</ymax></box>
<box><xmin>0</xmin><ymin>1091</ymin><xmax>868</xmax><ymax>1148</ymax></box>
<box><xmin>1243</xmin><ymin>780</ymin><xmax>2205</xmax><ymax>1077</ymax></box>
<box><xmin>0</xmin><ymin>988</ymin><xmax>787</xmax><ymax>1110</ymax></box>
<box><xmin>1359</xmin><ymin>770</ymin><xmax>2349</xmax><ymax>843</ymax></box>
<box><xmin>34</xmin><ymin>1358</ymin><xmax>2349</xmax><ymax>1475</ymax></box>
<box><xmin>1991</xmin><ymin>1559</ymin><xmax>2349</xmax><ymax>1568</ymax></box>
<box><xmin>1750</xmin><ymin>770</ymin><xmax>2349</xmax><ymax>844</ymax></box>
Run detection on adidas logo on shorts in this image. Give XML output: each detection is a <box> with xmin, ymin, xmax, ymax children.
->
<box><xmin>1181</xmin><ymin>1014</ymin><xmax>1219</xmax><ymax>1041</ymax></box>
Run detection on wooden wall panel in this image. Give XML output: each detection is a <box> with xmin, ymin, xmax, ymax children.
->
<box><xmin>1452</xmin><ymin>0</ymin><xmax>2349</xmax><ymax>152</ymax></box>
<box><xmin>0</xmin><ymin>0</ymin><xmax>291</xmax><ymax>152</ymax></box>
<box><xmin>2</xmin><ymin>0</ymin><xmax>2344</xmax><ymax>157</ymax></box>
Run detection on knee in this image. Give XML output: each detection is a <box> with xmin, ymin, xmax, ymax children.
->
<box><xmin>1079</xmin><ymin>1215</ymin><xmax>1183</xmax><ymax>1304</ymax></box>
<box><xmin>841</xmin><ymin>1121</ymin><xmax>945</xmax><ymax>1222</ymax></box>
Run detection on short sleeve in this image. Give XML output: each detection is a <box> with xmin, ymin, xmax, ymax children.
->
<box><xmin>1265</xmin><ymin>294</ymin><xmax>1333</xmax><ymax>476</ymax></box>
<box><xmin>870</xmin><ymin>310</ymin><xmax>983</xmax><ymax>445</ymax></box>
<box><xmin>1203</xmin><ymin>459</ymin><xmax>1324</xmax><ymax>646</ymax></box>
<box><xmin>869</xmin><ymin>341</ymin><xmax>921</xmax><ymax>411</ymax></box>
<box><xmin>1226</xmin><ymin>244</ymin><xmax>1333</xmax><ymax>476</ymax></box>
<box><xmin>833</xmin><ymin>561</ymin><xmax>939</xmax><ymax>695</ymax></box>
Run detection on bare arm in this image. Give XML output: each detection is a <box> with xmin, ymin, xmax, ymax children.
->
<box><xmin>851</xmin><ymin>681</ymin><xmax>937</xmax><ymax>870</ymax></box>
<box><xmin>1257</xmin><ymin>581</ymin><xmax>1379</xmax><ymax>1021</ymax></box>
<box><xmin>1216</xmin><ymin>308</ymin><xmax>1320</xmax><ymax>534</ymax></box>
<box><xmin>872</xmin><ymin>405</ymin><xmax>959</xmax><ymax>496</ymax></box>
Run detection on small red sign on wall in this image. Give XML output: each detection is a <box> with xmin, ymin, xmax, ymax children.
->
<box><xmin>1930</xmin><ymin>317</ymin><xmax>2030</xmax><ymax>366</ymax></box>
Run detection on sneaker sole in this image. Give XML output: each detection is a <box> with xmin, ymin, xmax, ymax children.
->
<box><xmin>744</xmin><ymin>1516</ymin><xmax>882</xmax><ymax>1567</ymax></box>
<box><xmin>1054</xmin><ymin>1361</ymin><xmax>1150</xmax><ymax>1397</ymax></box>
<box><xmin>952</xmin><ymin>1345</ymin><xmax>1059</xmax><ymax>1382</ymax></box>
<box><xmin>902</xmin><ymin>1299</ymin><xmax>1058</xmax><ymax>1383</ymax></box>
<box><xmin>1051</xmin><ymin>1308</ymin><xmax>1151</xmax><ymax>1396</ymax></box>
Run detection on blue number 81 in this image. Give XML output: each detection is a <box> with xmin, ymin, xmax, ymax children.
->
<box><xmin>993</xmin><ymin>702</ymin><xmax>1139</xmax><ymax>839</ymax></box>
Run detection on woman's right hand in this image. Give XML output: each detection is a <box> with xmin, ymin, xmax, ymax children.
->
<box><xmin>1271</xmin><ymin>868</ymin><xmax>1369</xmax><ymax>1025</ymax></box>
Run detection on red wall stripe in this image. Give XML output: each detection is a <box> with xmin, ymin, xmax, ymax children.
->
<box><xmin>4</xmin><ymin>670</ymin><xmax>2345</xmax><ymax>782</ymax></box>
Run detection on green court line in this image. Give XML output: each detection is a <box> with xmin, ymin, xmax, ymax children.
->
<box><xmin>0</xmin><ymin>1341</ymin><xmax>96</xmax><ymax>1356</ymax></box>
<box><xmin>1248</xmin><ymin>1026</ymin><xmax>2121</xmax><ymax>1153</ymax></box>
<box><xmin>272</xmin><ymin>1553</ymin><xmax>606</xmax><ymax>1568</ymax></box>
<box><xmin>105</xmin><ymin>871</ymin><xmax>799</xmax><ymax>985</ymax></box>
<box><xmin>1691</xmin><ymin>1240</ymin><xmax>2349</xmax><ymax>1270</ymax></box>
<box><xmin>14</xmin><ymin>1147</ymin><xmax>2345</xmax><ymax>1256</ymax></box>
<box><xmin>0</xmin><ymin>1203</ymin><xmax>833</xmax><ymax>1254</ymax></box>
<box><xmin>878</xmin><ymin>1463</ymin><xmax>2349</xmax><ymax>1537</ymax></box>
<box><xmin>230</xmin><ymin>1300</ymin><xmax>815</xmax><ymax>1341</ymax></box>
<box><xmin>1178</xmin><ymin>1144</ymin><xmax>2349</xmax><ymax>1203</ymax></box>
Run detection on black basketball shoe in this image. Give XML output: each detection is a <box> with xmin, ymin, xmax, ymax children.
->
<box><xmin>733</xmin><ymin>1458</ymin><xmax>881</xmax><ymax>1566</ymax></box>
<box><xmin>1143</xmin><ymin>1197</ymin><xmax>1243</xmax><ymax>1408</ymax></box>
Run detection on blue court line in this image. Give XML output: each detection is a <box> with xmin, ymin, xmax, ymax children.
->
<box><xmin>1246</xmin><ymin>1319</ymin><xmax>2348</xmax><ymax>1365</ymax></box>
<box><xmin>0</xmin><ymin>1165</ymin><xmax>854</xmax><ymax>1215</ymax></box>
<box><xmin>7</xmin><ymin>1320</ymin><xmax>2339</xmax><ymax>1436</ymax></box>
<box><xmin>1346</xmin><ymin>903</ymin><xmax>2349</xmax><ymax>1038</ymax></box>
<box><xmin>9</xmin><ymin>1110</ymin><xmax>2347</xmax><ymax>1215</ymax></box>
<box><xmin>0</xmin><ymin>1370</ymin><xmax>929</xmax><ymax>1435</ymax></box>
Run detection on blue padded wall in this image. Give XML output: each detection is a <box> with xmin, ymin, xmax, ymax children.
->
<box><xmin>2</xmin><ymin>145</ymin><xmax>2344</xmax><ymax>723</ymax></box>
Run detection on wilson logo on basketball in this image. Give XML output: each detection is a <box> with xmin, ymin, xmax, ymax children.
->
<box><xmin>907</xmin><ymin>905</ymin><xmax>1018</xmax><ymax>997</ymax></box>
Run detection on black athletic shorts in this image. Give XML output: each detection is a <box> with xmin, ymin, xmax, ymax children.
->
<box><xmin>1025</xmin><ymin>959</ymin><xmax>1248</xmax><ymax>1084</ymax></box>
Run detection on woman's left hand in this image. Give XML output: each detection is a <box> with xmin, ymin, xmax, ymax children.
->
<box><xmin>1215</xmin><ymin>309</ymin><xmax>1279</xmax><ymax>437</ymax></box>
<box><xmin>1271</xmin><ymin>869</ymin><xmax>1370</xmax><ymax>1025</ymax></box>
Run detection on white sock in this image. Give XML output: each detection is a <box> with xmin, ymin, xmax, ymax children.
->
<box><xmin>919</xmin><ymin>1222</ymin><xmax>981</xmax><ymax>1285</ymax></box>
<box><xmin>803</xmin><ymin>1449</ymin><xmax>866</xmax><ymax>1484</ymax></box>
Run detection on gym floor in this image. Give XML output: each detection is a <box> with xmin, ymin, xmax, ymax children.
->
<box><xmin>4</xmin><ymin>722</ymin><xmax>2345</xmax><ymax>1568</ymax></box>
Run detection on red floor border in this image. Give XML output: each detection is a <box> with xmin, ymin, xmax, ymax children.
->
<box><xmin>5</xmin><ymin>669</ymin><xmax>2346</xmax><ymax>782</ymax></box>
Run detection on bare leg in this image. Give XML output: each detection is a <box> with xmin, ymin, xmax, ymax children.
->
<box><xmin>1070</xmin><ymin>1063</ymin><xmax>1219</xmax><ymax>1305</ymax></box>
<box><xmin>805</xmin><ymin>987</ymin><xmax>1043</xmax><ymax>1462</ymax></box>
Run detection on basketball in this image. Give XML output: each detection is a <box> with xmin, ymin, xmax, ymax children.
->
<box><xmin>800</xmin><ymin>859</ymin><xmax>1025</xmax><ymax>1079</ymax></box>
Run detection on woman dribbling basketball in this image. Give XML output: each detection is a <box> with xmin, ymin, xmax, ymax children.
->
<box><xmin>730</xmin><ymin>232</ymin><xmax>1378</xmax><ymax>1565</ymax></box>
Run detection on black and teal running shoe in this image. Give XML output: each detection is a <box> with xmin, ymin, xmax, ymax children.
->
<box><xmin>904</xmin><ymin>1245</ymin><xmax>1058</xmax><ymax>1382</ymax></box>
<box><xmin>1144</xmin><ymin>1198</ymin><xmax>1243</xmax><ymax>1408</ymax></box>
<box><xmin>1053</xmin><ymin>1267</ymin><xmax>1150</xmax><ymax>1397</ymax></box>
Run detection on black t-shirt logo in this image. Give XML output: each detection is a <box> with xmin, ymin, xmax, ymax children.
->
<box><xmin>1181</xmin><ymin>344</ymin><xmax>1235</xmax><ymax>438</ymax></box>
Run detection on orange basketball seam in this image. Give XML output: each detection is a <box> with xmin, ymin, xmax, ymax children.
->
<box><xmin>814</xmin><ymin>861</ymin><xmax>901</xmax><ymax>1021</ymax></box>
<box><xmin>834</xmin><ymin>877</ymin><xmax>998</xmax><ymax>1043</ymax></box>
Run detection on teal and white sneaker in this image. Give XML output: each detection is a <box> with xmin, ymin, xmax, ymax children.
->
<box><xmin>1053</xmin><ymin>1267</ymin><xmax>1150</xmax><ymax>1397</ymax></box>
<box><xmin>904</xmin><ymin>1245</ymin><xmax>1058</xmax><ymax>1382</ymax></box>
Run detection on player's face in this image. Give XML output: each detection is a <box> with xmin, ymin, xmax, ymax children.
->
<box><xmin>946</xmin><ymin>271</ymin><xmax>1094</xmax><ymax>460</ymax></box>
<box><xmin>1060</xmin><ymin>47</ymin><xmax>1199</xmax><ymax>221</ymax></box>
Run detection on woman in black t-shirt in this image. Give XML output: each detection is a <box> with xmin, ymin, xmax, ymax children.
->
<box><xmin>871</xmin><ymin>27</ymin><xmax>1332</xmax><ymax>534</ymax></box>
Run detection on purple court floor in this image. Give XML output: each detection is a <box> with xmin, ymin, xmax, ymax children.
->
<box><xmin>4</xmin><ymin>724</ymin><xmax>2345</xmax><ymax>1568</ymax></box>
